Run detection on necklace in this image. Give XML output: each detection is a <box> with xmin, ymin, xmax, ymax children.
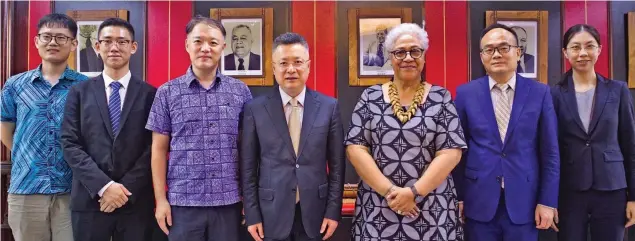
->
<box><xmin>388</xmin><ymin>81</ymin><xmax>426</xmax><ymax>123</ymax></box>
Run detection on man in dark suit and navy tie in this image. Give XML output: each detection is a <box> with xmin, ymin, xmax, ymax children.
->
<box><xmin>224</xmin><ymin>24</ymin><xmax>261</xmax><ymax>71</ymax></box>
<box><xmin>241</xmin><ymin>32</ymin><xmax>345</xmax><ymax>241</ymax></box>
<box><xmin>61</xmin><ymin>18</ymin><xmax>157</xmax><ymax>241</ymax></box>
<box><xmin>453</xmin><ymin>23</ymin><xmax>560</xmax><ymax>241</ymax></box>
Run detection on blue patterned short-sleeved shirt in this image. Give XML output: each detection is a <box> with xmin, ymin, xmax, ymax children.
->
<box><xmin>1</xmin><ymin>65</ymin><xmax>88</xmax><ymax>194</ymax></box>
<box><xmin>146</xmin><ymin>67</ymin><xmax>252</xmax><ymax>207</ymax></box>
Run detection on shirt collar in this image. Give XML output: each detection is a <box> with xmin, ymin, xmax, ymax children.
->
<box><xmin>182</xmin><ymin>66</ymin><xmax>223</xmax><ymax>88</ymax></box>
<box><xmin>103</xmin><ymin>70</ymin><xmax>132</xmax><ymax>89</ymax></box>
<box><xmin>280</xmin><ymin>86</ymin><xmax>307</xmax><ymax>107</ymax></box>
<box><xmin>30</xmin><ymin>64</ymin><xmax>77</xmax><ymax>83</ymax></box>
<box><xmin>235</xmin><ymin>53</ymin><xmax>251</xmax><ymax>61</ymax></box>
<box><xmin>488</xmin><ymin>74</ymin><xmax>517</xmax><ymax>90</ymax></box>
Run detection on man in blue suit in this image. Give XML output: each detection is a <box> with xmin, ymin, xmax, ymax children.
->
<box><xmin>454</xmin><ymin>23</ymin><xmax>560</xmax><ymax>241</ymax></box>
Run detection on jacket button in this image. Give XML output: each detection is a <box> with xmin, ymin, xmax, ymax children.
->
<box><xmin>296</xmin><ymin>164</ymin><xmax>299</xmax><ymax>168</ymax></box>
<box><xmin>501</xmin><ymin>153</ymin><xmax>506</xmax><ymax>157</ymax></box>
<box><xmin>585</xmin><ymin>141</ymin><xmax>590</xmax><ymax>146</ymax></box>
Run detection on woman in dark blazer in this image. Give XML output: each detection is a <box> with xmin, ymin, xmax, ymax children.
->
<box><xmin>552</xmin><ymin>24</ymin><xmax>635</xmax><ymax>241</ymax></box>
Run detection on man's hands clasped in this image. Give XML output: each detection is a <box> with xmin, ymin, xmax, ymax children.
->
<box><xmin>98</xmin><ymin>183</ymin><xmax>132</xmax><ymax>213</ymax></box>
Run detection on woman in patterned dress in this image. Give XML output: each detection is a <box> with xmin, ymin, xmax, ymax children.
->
<box><xmin>345</xmin><ymin>23</ymin><xmax>467</xmax><ymax>241</ymax></box>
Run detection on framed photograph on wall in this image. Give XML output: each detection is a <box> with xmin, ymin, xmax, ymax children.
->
<box><xmin>486</xmin><ymin>10</ymin><xmax>548</xmax><ymax>84</ymax></box>
<box><xmin>348</xmin><ymin>8</ymin><xmax>412</xmax><ymax>86</ymax></box>
<box><xmin>66</xmin><ymin>10</ymin><xmax>128</xmax><ymax>77</ymax></box>
<box><xmin>211</xmin><ymin>8</ymin><xmax>273</xmax><ymax>86</ymax></box>
<box><xmin>628</xmin><ymin>12</ymin><xmax>635</xmax><ymax>88</ymax></box>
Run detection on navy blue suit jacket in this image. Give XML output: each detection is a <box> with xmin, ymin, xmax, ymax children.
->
<box><xmin>454</xmin><ymin>74</ymin><xmax>560</xmax><ymax>224</ymax></box>
<box><xmin>240</xmin><ymin>88</ymin><xmax>345</xmax><ymax>240</ymax></box>
<box><xmin>551</xmin><ymin>73</ymin><xmax>635</xmax><ymax>200</ymax></box>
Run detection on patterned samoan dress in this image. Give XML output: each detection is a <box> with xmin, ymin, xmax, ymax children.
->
<box><xmin>345</xmin><ymin>84</ymin><xmax>467</xmax><ymax>241</ymax></box>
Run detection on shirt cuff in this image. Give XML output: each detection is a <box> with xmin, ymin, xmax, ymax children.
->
<box><xmin>537</xmin><ymin>204</ymin><xmax>555</xmax><ymax>210</ymax></box>
<box><xmin>98</xmin><ymin>181</ymin><xmax>115</xmax><ymax>197</ymax></box>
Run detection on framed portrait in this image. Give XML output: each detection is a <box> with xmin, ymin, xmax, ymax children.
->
<box><xmin>66</xmin><ymin>10</ymin><xmax>128</xmax><ymax>77</ymax></box>
<box><xmin>348</xmin><ymin>8</ymin><xmax>412</xmax><ymax>86</ymax></box>
<box><xmin>486</xmin><ymin>10</ymin><xmax>548</xmax><ymax>84</ymax></box>
<box><xmin>628</xmin><ymin>12</ymin><xmax>635</xmax><ymax>88</ymax></box>
<box><xmin>211</xmin><ymin>8</ymin><xmax>273</xmax><ymax>86</ymax></box>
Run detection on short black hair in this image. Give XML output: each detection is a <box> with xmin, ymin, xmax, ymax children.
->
<box><xmin>98</xmin><ymin>18</ymin><xmax>135</xmax><ymax>41</ymax></box>
<box><xmin>185</xmin><ymin>15</ymin><xmax>226</xmax><ymax>37</ymax></box>
<box><xmin>37</xmin><ymin>13</ymin><xmax>78</xmax><ymax>37</ymax></box>
<box><xmin>480</xmin><ymin>23</ymin><xmax>519</xmax><ymax>47</ymax></box>
<box><xmin>562</xmin><ymin>24</ymin><xmax>601</xmax><ymax>47</ymax></box>
<box><xmin>273</xmin><ymin>32</ymin><xmax>309</xmax><ymax>52</ymax></box>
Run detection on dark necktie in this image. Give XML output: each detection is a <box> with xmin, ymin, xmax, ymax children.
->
<box><xmin>108</xmin><ymin>82</ymin><xmax>122</xmax><ymax>133</ymax></box>
<box><xmin>238</xmin><ymin>58</ymin><xmax>245</xmax><ymax>70</ymax></box>
<box><xmin>377</xmin><ymin>43</ymin><xmax>384</xmax><ymax>63</ymax></box>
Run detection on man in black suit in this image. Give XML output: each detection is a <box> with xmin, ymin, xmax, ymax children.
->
<box><xmin>241</xmin><ymin>32</ymin><xmax>345</xmax><ymax>241</ymax></box>
<box><xmin>224</xmin><ymin>24</ymin><xmax>261</xmax><ymax>71</ymax></box>
<box><xmin>61</xmin><ymin>18</ymin><xmax>157</xmax><ymax>241</ymax></box>
<box><xmin>79</xmin><ymin>30</ymin><xmax>104</xmax><ymax>73</ymax></box>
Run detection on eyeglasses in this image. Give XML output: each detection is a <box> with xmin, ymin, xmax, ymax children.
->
<box><xmin>274</xmin><ymin>59</ymin><xmax>308</xmax><ymax>69</ymax></box>
<box><xmin>98</xmin><ymin>39</ymin><xmax>132</xmax><ymax>48</ymax></box>
<box><xmin>567</xmin><ymin>45</ymin><xmax>599</xmax><ymax>53</ymax></box>
<box><xmin>390</xmin><ymin>48</ymin><xmax>424</xmax><ymax>60</ymax></box>
<box><xmin>480</xmin><ymin>44</ymin><xmax>518</xmax><ymax>56</ymax></box>
<box><xmin>37</xmin><ymin>34</ymin><xmax>74</xmax><ymax>45</ymax></box>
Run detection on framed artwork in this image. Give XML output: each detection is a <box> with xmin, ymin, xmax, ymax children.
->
<box><xmin>629</xmin><ymin>12</ymin><xmax>635</xmax><ymax>88</ymax></box>
<box><xmin>66</xmin><ymin>10</ymin><xmax>128</xmax><ymax>77</ymax></box>
<box><xmin>348</xmin><ymin>8</ymin><xmax>412</xmax><ymax>86</ymax></box>
<box><xmin>211</xmin><ymin>8</ymin><xmax>273</xmax><ymax>86</ymax></box>
<box><xmin>486</xmin><ymin>10</ymin><xmax>548</xmax><ymax>84</ymax></box>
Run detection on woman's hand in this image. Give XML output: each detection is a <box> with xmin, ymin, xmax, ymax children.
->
<box><xmin>386</xmin><ymin>187</ymin><xmax>420</xmax><ymax>218</ymax></box>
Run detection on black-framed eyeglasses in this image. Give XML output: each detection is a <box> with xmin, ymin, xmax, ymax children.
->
<box><xmin>566</xmin><ymin>45</ymin><xmax>599</xmax><ymax>53</ymax></box>
<box><xmin>390</xmin><ymin>48</ymin><xmax>424</xmax><ymax>60</ymax></box>
<box><xmin>37</xmin><ymin>34</ymin><xmax>74</xmax><ymax>45</ymax></box>
<box><xmin>274</xmin><ymin>59</ymin><xmax>309</xmax><ymax>69</ymax></box>
<box><xmin>480</xmin><ymin>44</ymin><xmax>518</xmax><ymax>56</ymax></box>
<box><xmin>98</xmin><ymin>39</ymin><xmax>132</xmax><ymax>48</ymax></box>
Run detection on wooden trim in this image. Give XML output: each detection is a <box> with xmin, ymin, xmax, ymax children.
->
<box><xmin>348</xmin><ymin>8</ymin><xmax>412</xmax><ymax>86</ymax></box>
<box><xmin>210</xmin><ymin>8</ymin><xmax>274</xmax><ymax>86</ymax></box>
<box><xmin>628</xmin><ymin>12</ymin><xmax>635</xmax><ymax>88</ymax></box>
<box><xmin>485</xmin><ymin>10</ymin><xmax>549</xmax><ymax>84</ymax></box>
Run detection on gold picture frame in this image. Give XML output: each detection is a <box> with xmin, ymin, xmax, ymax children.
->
<box><xmin>66</xmin><ymin>10</ymin><xmax>128</xmax><ymax>75</ymax></box>
<box><xmin>628</xmin><ymin>12</ymin><xmax>635</xmax><ymax>88</ymax></box>
<box><xmin>486</xmin><ymin>10</ymin><xmax>548</xmax><ymax>84</ymax></box>
<box><xmin>211</xmin><ymin>8</ymin><xmax>274</xmax><ymax>86</ymax></box>
<box><xmin>348</xmin><ymin>8</ymin><xmax>412</xmax><ymax>86</ymax></box>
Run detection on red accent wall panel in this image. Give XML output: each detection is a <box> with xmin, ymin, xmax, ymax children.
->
<box><xmin>291</xmin><ymin>1</ymin><xmax>317</xmax><ymax>91</ymax></box>
<box><xmin>562</xmin><ymin>1</ymin><xmax>610</xmax><ymax>77</ymax></box>
<box><xmin>168</xmin><ymin>1</ymin><xmax>192</xmax><ymax>80</ymax></box>
<box><xmin>424</xmin><ymin>1</ymin><xmax>445</xmax><ymax>87</ymax></box>
<box><xmin>28</xmin><ymin>0</ymin><xmax>51</xmax><ymax>70</ymax></box>
<box><xmin>146</xmin><ymin>1</ymin><xmax>169</xmax><ymax>88</ymax></box>
<box><xmin>314</xmin><ymin>1</ymin><xmax>336</xmax><ymax>97</ymax></box>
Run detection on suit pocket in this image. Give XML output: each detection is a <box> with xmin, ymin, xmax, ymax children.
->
<box><xmin>464</xmin><ymin>167</ymin><xmax>479</xmax><ymax>180</ymax></box>
<box><xmin>258</xmin><ymin>188</ymin><xmax>274</xmax><ymax>200</ymax></box>
<box><xmin>604</xmin><ymin>151</ymin><xmax>624</xmax><ymax>162</ymax></box>
<box><xmin>318</xmin><ymin>183</ymin><xmax>328</xmax><ymax>199</ymax></box>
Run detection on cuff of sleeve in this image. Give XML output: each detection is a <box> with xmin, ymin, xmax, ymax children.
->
<box><xmin>98</xmin><ymin>181</ymin><xmax>115</xmax><ymax>197</ymax></box>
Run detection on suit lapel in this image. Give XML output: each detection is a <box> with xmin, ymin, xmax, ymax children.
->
<box><xmin>297</xmin><ymin>90</ymin><xmax>320</xmax><ymax>158</ymax></box>
<box><xmin>264</xmin><ymin>89</ymin><xmax>296</xmax><ymax>159</ymax></box>
<box><xmin>476</xmin><ymin>77</ymin><xmax>503</xmax><ymax>147</ymax></box>
<box><xmin>91</xmin><ymin>75</ymin><xmax>114</xmax><ymax>138</ymax></box>
<box><xmin>116</xmin><ymin>76</ymin><xmax>141</xmax><ymax>138</ymax></box>
<box><xmin>588</xmin><ymin>75</ymin><xmax>609</xmax><ymax>134</ymax></box>
<box><xmin>561</xmin><ymin>76</ymin><xmax>586</xmax><ymax>133</ymax></box>
<box><xmin>504</xmin><ymin>75</ymin><xmax>532</xmax><ymax>147</ymax></box>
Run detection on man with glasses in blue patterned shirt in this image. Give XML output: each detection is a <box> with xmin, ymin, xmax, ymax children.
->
<box><xmin>0</xmin><ymin>13</ymin><xmax>88</xmax><ymax>241</ymax></box>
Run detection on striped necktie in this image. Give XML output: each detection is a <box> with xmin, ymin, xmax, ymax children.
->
<box><xmin>108</xmin><ymin>82</ymin><xmax>123</xmax><ymax>133</ymax></box>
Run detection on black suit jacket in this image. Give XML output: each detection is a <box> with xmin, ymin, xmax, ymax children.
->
<box><xmin>224</xmin><ymin>52</ymin><xmax>261</xmax><ymax>70</ymax></box>
<box><xmin>79</xmin><ymin>48</ymin><xmax>104</xmax><ymax>72</ymax></box>
<box><xmin>552</xmin><ymin>73</ymin><xmax>635</xmax><ymax>200</ymax></box>
<box><xmin>241</xmin><ymin>88</ymin><xmax>345</xmax><ymax>240</ymax></box>
<box><xmin>61</xmin><ymin>74</ymin><xmax>157</xmax><ymax>212</ymax></box>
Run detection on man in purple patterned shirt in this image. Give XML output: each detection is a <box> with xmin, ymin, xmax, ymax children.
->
<box><xmin>146</xmin><ymin>16</ymin><xmax>252</xmax><ymax>241</ymax></box>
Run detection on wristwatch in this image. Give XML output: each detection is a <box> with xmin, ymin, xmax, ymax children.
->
<box><xmin>410</xmin><ymin>185</ymin><xmax>422</xmax><ymax>199</ymax></box>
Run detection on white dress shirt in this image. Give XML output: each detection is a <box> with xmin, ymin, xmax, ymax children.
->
<box><xmin>98</xmin><ymin>70</ymin><xmax>132</xmax><ymax>197</ymax></box>
<box><xmin>234</xmin><ymin>53</ymin><xmax>252</xmax><ymax>70</ymax></box>
<box><xmin>280</xmin><ymin>86</ymin><xmax>306</xmax><ymax>126</ymax></box>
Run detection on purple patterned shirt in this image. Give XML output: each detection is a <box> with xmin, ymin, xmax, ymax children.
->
<box><xmin>146</xmin><ymin>67</ymin><xmax>252</xmax><ymax>207</ymax></box>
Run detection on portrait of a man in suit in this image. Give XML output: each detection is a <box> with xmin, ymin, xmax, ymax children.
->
<box><xmin>359</xmin><ymin>18</ymin><xmax>400</xmax><ymax>75</ymax></box>
<box><xmin>511</xmin><ymin>25</ymin><xmax>535</xmax><ymax>74</ymax></box>
<box><xmin>224</xmin><ymin>24</ymin><xmax>261</xmax><ymax>71</ymax></box>
<box><xmin>78</xmin><ymin>24</ymin><xmax>103</xmax><ymax>73</ymax></box>
<box><xmin>362</xmin><ymin>24</ymin><xmax>389</xmax><ymax>68</ymax></box>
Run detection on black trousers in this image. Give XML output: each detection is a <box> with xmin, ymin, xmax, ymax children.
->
<box><xmin>168</xmin><ymin>203</ymin><xmax>242</xmax><ymax>241</ymax></box>
<box><xmin>265</xmin><ymin>204</ymin><xmax>322</xmax><ymax>241</ymax></box>
<box><xmin>72</xmin><ymin>208</ymin><xmax>155</xmax><ymax>241</ymax></box>
<box><xmin>558</xmin><ymin>189</ymin><xmax>627</xmax><ymax>241</ymax></box>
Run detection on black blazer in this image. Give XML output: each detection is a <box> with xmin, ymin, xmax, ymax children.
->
<box><xmin>224</xmin><ymin>52</ymin><xmax>261</xmax><ymax>70</ymax></box>
<box><xmin>240</xmin><ymin>88</ymin><xmax>345</xmax><ymax>240</ymax></box>
<box><xmin>551</xmin><ymin>73</ymin><xmax>635</xmax><ymax>200</ymax></box>
<box><xmin>61</xmin><ymin>74</ymin><xmax>157</xmax><ymax>212</ymax></box>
